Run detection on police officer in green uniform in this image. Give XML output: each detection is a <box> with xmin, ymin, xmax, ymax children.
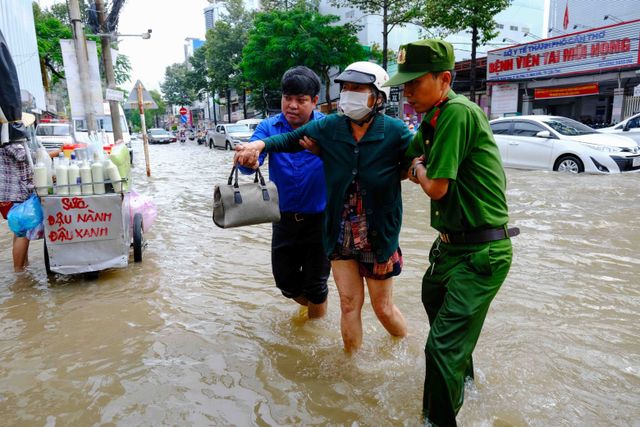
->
<box><xmin>384</xmin><ymin>39</ymin><xmax>519</xmax><ymax>426</ymax></box>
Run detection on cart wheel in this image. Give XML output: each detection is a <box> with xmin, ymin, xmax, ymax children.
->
<box><xmin>133</xmin><ymin>213</ymin><xmax>143</xmax><ymax>262</ymax></box>
<box><xmin>43</xmin><ymin>241</ymin><xmax>52</xmax><ymax>274</ymax></box>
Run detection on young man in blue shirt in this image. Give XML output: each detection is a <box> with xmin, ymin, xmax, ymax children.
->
<box><xmin>245</xmin><ymin>66</ymin><xmax>330</xmax><ymax>318</ymax></box>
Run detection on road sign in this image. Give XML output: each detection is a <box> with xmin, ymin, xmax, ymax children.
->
<box><xmin>179</xmin><ymin>107</ymin><xmax>188</xmax><ymax>116</ymax></box>
<box><xmin>105</xmin><ymin>88</ymin><xmax>124</xmax><ymax>102</ymax></box>
<box><xmin>180</xmin><ymin>115</ymin><xmax>187</xmax><ymax>124</ymax></box>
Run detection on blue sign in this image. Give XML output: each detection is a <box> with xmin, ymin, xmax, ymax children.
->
<box><xmin>180</xmin><ymin>115</ymin><xmax>187</xmax><ymax>124</ymax></box>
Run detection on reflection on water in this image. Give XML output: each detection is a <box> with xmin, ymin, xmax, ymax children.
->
<box><xmin>1</xmin><ymin>142</ymin><xmax>638</xmax><ymax>426</ymax></box>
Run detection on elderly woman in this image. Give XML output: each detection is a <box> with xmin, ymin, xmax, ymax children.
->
<box><xmin>235</xmin><ymin>62</ymin><xmax>413</xmax><ymax>352</ymax></box>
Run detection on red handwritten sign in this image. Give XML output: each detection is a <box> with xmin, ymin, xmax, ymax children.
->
<box><xmin>42</xmin><ymin>195</ymin><xmax>122</xmax><ymax>245</ymax></box>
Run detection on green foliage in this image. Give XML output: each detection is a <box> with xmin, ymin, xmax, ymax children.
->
<box><xmin>424</xmin><ymin>0</ymin><xmax>511</xmax><ymax>44</ymax></box>
<box><xmin>204</xmin><ymin>0</ymin><xmax>252</xmax><ymax>97</ymax></box>
<box><xmin>240</xmin><ymin>8</ymin><xmax>366</xmax><ymax>111</ymax></box>
<box><xmin>424</xmin><ymin>0</ymin><xmax>511</xmax><ymax>100</ymax></box>
<box><xmin>114</xmin><ymin>54</ymin><xmax>132</xmax><ymax>86</ymax></box>
<box><xmin>187</xmin><ymin>47</ymin><xmax>210</xmax><ymax>100</ymax></box>
<box><xmin>261</xmin><ymin>0</ymin><xmax>319</xmax><ymax>12</ymax></box>
<box><xmin>32</xmin><ymin>1</ymin><xmax>132</xmax><ymax>87</ymax></box>
<box><xmin>329</xmin><ymin>0</ymin><xmax>424</xmax><ymax>69</ymax></box>
<box><xmin>160</xmin><ymin>63</ymin><xmax>196</xmax><ymax>107</ymax></box>
<box><xmin>369</xmin><ymin>43</ymin><xmax>395</xmax><ymax>66</ymax></box>
<box><xmin>33</xmin><ymin>3</ymin><xmax>73</xmax><ymax>83</ymax></box>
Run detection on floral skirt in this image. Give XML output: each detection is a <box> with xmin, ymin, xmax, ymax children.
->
<box><xmin>329</xmin><ymin>180</ymin><xmax>403</xmax><ymax>280</ymax></box>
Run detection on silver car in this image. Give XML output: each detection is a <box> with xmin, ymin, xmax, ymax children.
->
<box><xmin>207</xmin><ymin>124</ymin><xmax>253</xmax><ymax>150</ymax></box>
<box><xmin>599</xmin><ymin>112</ymin><xmax>640</xmax><ymax>146</ymax></box>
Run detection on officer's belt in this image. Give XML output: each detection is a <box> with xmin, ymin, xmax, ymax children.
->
<box><xmin>439</xmin><ymin>226</ymin><xmax>520</xmax><ymax>244</ymax></box>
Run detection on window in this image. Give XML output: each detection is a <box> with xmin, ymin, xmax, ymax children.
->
<box><xmin>510</xmin><ymin>25</ymin><xmax>518</xmax><ymax>31</ymax></box>
<box><xmin>496</xmin><ymin>23</ymin><xmax>504</xmax><ymax>29</ymax></box>
<box><xmin>490</xmin><ymin>121</ymin><xmax>512</xmax><ymax>135</ymax></box>
<box><xmin>513</xmin><ymin>121</ymin><xmax>545</xmax><ymax>137</ymax></box>
<box><xmin>627</xmin><ymin>116</ymin><xmax>639</xmax><ymax>129</ymax></box>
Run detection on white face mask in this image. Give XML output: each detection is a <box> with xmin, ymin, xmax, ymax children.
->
<box><xmin>339</xmin><ymin>91</ymin><xmax>372</xmax><ymax>120</ymax></box>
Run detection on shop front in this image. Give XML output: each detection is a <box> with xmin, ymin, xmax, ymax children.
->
<box><xmin>487</xmin><ymin>19</ymin><xmax>640</xmax><ymax>125</ymax></box>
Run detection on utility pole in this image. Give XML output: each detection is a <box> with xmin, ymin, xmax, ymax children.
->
<box><xmin>95</xmin><ymin>0</ymin><xmax>123</xmax><ymax>142</ymax></box>
<box><xmin>69</xmin><ymin>0</ymin><xmax>96</xmax><ymax>132</ymax></box>
<box><xmin>136</xmin><ymin>82</ymin><xmax>151</xmax><ymax>177</ymax></box>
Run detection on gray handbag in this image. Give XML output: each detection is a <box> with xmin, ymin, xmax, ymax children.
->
<box><xmin>213</xmin><ymin>165</ymin><xmax>280</xmax><ymax>228</ymax></box>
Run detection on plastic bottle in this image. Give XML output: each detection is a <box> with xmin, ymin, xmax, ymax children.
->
<box><xmin>91</xmin><ymin>153</ymin><xmax>105</xmax><ymax>195</ymax></box>
<box><xmin>55</xmin><ymin>153</ymin><xmax>69</xmax><ymax>195</ymax></box>
<box><xmin>68</xmin><ymin>155</ymin><xmax>81</xmax><ymax>195</ymax></box>
<box><xmin>34</xmin><ymin>161</ymin><xmax>49</xmax><ymax>196</ymax></box>
<box><xmin>80</xmin><ymin>160</ymin><xmax>93</xmax><ymax>195</ymax></box>
<box><xmin>105</xmin><ymin>158</ymin><xmax>122</xmax><ymax>192</ymax></box>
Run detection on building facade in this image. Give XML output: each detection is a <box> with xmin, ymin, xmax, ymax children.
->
<box><xmin>0</xmin><ymin>0</ymin><xmax>46</xmax><ymax>113</ymax></box>
<box><xmin>488</xmin><ymin>0</ymin><xmax>640</xmax><ymax>123</ymax></box>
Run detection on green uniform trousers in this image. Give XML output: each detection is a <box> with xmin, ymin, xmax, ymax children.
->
<box><xmin>422</xmin><ymin>237</ymin><xmax>512</xmax><ymax>426</ymax></box>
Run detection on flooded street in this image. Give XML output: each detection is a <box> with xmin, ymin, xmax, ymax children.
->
<box><xmin>1</xmin><ymin>140</ymin><xmax>639</xmax><ymax>426</ymax></box>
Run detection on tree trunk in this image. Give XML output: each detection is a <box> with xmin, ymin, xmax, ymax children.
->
<box><xmin>226</xmin><ymin>88</ymin><xmax>232</xmax><ymax>122</ymax></box>
<box><xmin>242</xmin><ymin>89</ymin><xmax>247</xmax><ymax>119</ymax></box>
<box><xmin>382</xmin><ymin>0</ymin><xmax>389</xmax><ymax>70</ymax></box>
<box><xmin>470</xmin><ymin>25</ymin><xmax>478</xmax><ymax>103</ymax></box>
<box><xmin>322</xmin><ymin>68</ymin><xmax>331</xmax><ymax>113</ymax></box>
<box><xmin>40</xmin><ymin>57</ymin><xmax>50</xmax><ymax>93</ymax></box>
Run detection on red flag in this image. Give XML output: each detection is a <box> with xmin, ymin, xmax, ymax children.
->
<box><xmin>563</xmin><ymin>1</ymin><xmax>569</xmax><ymax>30</ymax></box>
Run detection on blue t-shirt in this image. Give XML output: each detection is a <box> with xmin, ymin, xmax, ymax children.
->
<box><xmin>243</xmin><ymin>111</ymin><xmax>327</xmax><ymax>214</ymax></box>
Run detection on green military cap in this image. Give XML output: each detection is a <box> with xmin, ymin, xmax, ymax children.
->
<box><xmin>383</xmin><ymin>39</ymin><xmax>455</xmax><ymax>87</ymax></box>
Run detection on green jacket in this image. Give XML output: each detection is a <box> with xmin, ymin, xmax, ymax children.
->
<box><xmin>264</xmin><ymin>113</ymin><xmax>413</xmax><ymax>262</ymax></box>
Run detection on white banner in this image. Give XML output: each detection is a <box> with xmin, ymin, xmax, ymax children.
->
<box><xmin>490</xmin><ymin>83</ymin><xmax>519</xmax><ymax>118</ymax></box>
<box><xmin>60</xmin><ymin>39</ymin><xmax>104</xmax><ymax>118</ymax></box>
<box><xmin>487</xmin><ymin>19</ymin><xmax>640</xmax><ymax>81</ymax></box>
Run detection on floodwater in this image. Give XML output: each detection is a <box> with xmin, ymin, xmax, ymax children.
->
<box><xmin>1</xmin><ymin>139</ymin><xmax>639</xmax><ymax>426</ymax></box>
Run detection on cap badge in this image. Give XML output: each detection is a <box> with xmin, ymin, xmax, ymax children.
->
<box><xmin>397</xmin><ymin>48</ymin><xmax>406</xmax><ymax>64</ymax></box>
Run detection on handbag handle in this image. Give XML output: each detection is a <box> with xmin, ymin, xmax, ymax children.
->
<box><xmin>228</xmin><ymin>165</ymin><xmax>267</xmax><ymax>188</ymax></box>
<box><xmin>227</xmin><ymin>165</ymin><xmax>271</xmax><ymax>204</ymax></box>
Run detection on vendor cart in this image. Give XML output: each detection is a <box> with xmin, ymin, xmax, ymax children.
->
<box><xmin>40</xmin><ymin>182</ymin><xmax>145</xmax><ymax>275</ymax></box>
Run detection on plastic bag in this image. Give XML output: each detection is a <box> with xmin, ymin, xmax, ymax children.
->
<box><xmin>129</xmin><ymin>190</ymin><xmax>157</xmax><ymax>232</ymax></box>
<box><xmin>7</xmin><ymin>193</ymin><xmax>44</xmax><ymax>235</ymax></box>
<box><xmin>26</xmin><ymin>222</ymin><xmax>44</xmax><ymax>240</ymax></box>
<box><xmin>110</xmin><ymin>144</ymin><xmax>131</xmax><ymax>190</ymax></box>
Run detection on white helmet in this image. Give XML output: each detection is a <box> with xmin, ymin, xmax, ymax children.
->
<box><xmin>334</xmin><ymin>61</ymin><xmax>390</xmax><ymax>102</ymax></box>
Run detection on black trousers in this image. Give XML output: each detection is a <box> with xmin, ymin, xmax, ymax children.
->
<box><xmin>271</xmin><ymin>212</ymin><xmax>330</xmax><ymax>305</ymax></box>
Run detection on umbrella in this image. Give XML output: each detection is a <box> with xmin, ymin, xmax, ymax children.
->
<box><xmin>0</xmin><ymin>28</ymin><xmax>29</xmax><ymax>143</ymax></box>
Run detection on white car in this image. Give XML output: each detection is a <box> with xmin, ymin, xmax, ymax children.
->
<box><xmin>599</xmin><ymin>112</ymin><xmax>640</xmax><ymax>146</ymax></box>
<box><xmin>35</xmin><ymin>122</ymin><xmax>73</xmax><ymax>151</ymax></box>
<box><xmin>207</xmin><ymin>124</ymin><xmax>253</xmax><ymax>150</ymax></box>
<box><xmin>489</xmin><ymin>115</ymin><xmax>640</xmax><ymax>174</ymax></box>
<box><xmin>235</xmin><ymin>118</ymin><xmax>263</xmax><ymax>131</ymax></box>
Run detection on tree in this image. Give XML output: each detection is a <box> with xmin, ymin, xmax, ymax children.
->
<box><xmin>261</xmin><ymin>0</ymin><xmax>319</xmax><ymax>12</ymax></box>
<box><xmin>32</xmin><ymin>1</ymin><xmax>132</xmax><ymax>91</ymax></box>
<box><xmin>204</xmin><ymin>0</ymin><xmax>252</xmax><ymax>121</ymax></box>
<box><xmin>329</xmin><ymin>0</ymin><xmax>424</xmax><ymax>70</ymax></box>
<box><xmin>187</xmin><ymin>47</ymin><xmax>210</xmax><ymax>101</ymax></box>
<box><xmin>424</xmin><ymin>0</ymin><xmax>511</xmax><ymax>102</ymax></box>
<box><xmin>33</xmin><ymin>3</ymin><xmax>73</xmax><ymax>88</ymax></box>
<box><xmin>160</xmin><ymin>63</ymin><xmax>196</xmax><ymax>107</ymax></box>
<box><xmin>241</xmin><ymin>8</ymin><xmax>366</xmax><ymax>113</ymax></box>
